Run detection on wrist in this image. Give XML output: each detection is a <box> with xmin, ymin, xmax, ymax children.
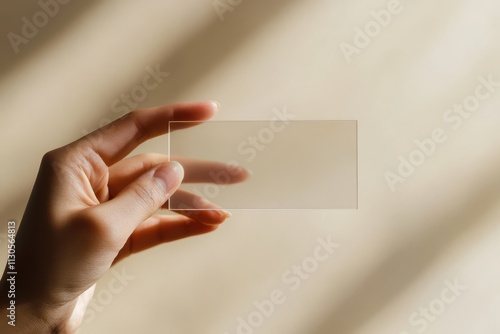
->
<box><xmin>0</xmin><ymin>303</ymin><xmax>49</xmax><ymax>333</ymax></box>
<box><xmin>0</xmin><ymin>301</ymin><xmax>75</xmax><ymax>334</ymax></box>
<box><xmin>0</xmin><ymin>277</ymin><xmax>73</xmax><ymax>333</ymax></box>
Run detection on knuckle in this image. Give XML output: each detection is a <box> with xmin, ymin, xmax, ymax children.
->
<box><xmin>41</xmin><ymin>145</ymin><xmax>92</xmax><ymax>180</ymax></box>
<box><xmin>41</xmin><ymin>148</ymin><xmax>73</xmax><ymax>177</ymax></box>
<box><xmin>132</xmin><ymin>182</ymin><xmax>160</xmax><ymax>211</ymax></box>
<box><xmin>41</xmin><ymin>144</ymin><xmax>79</xmax><ymax>164</ymax></box>
<box><xmin>129</xmin><ymin>110</ymin><xmax>148</xmax><ymax>141</ymax></box>
<box><xmin>41</xmin><ymin>148</ymin><xmax>63</xmax><ymax>165</ymax></box>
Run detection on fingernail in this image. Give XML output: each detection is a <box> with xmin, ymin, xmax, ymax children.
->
<box><xmin>219</xmin><ymin>209</ymin><xmax>232</xmax><ymax>218</ymax></box>
<box><xmin>154</xmin><ymin>161</ymin><xmax>184</xmax><ymax>193</ymax></box>
<box><xmin>210</xmin><ymin>100</ymin><xmax>221</xmax><ymax>110</ymax></box>
<box><xmin>169</xmin><ymin>161</ymin><xmax>184</xmax><ymax>178</ymax></box>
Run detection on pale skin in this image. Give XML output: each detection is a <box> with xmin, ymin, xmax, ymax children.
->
<box><xmin>0</xmin><ymin>101</ymin><xmax>248</xmax><ymax>333</ymax></box>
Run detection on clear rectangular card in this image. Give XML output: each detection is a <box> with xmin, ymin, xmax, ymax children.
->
<box><xmin>168</xmin><ymin>120</ymin><xmax>357</xmax><ymax>210</ymax></box>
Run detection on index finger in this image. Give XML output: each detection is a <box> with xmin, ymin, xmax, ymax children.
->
<box><xmin>74</xmin><ymin>101</ymin><xmax>219</xmax><ymax>166</ymax></box>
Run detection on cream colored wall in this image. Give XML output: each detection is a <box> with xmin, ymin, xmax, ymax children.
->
<box><xmin>1</xmin><ymin>1</ymin><xmax>499</xmax><ymax>333</ymax></box>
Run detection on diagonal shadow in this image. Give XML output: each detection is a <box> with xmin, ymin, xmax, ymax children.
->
<box><xmin>0</xmin><ymin>0</ymin><xmax>100</xmax><ymax>77</ymax></box>
<box><xmin>310</xmin><ymin>169</ymin><xmax>500</xmax><ymax>334</ymax></box>
<box><xmin>144</xmin><ymin>0</ymin><xmax>297</xmax><ymax>104</ymax></box>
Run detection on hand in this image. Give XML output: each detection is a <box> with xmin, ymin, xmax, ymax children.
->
<box><xmin>0</xmin><ymin>101</ymin><xmax>248</xmax><ymax>333</ymax></box>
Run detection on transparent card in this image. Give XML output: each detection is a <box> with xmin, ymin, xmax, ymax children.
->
<box><xmin>168</xmin><ymin>120</ymin><xmax>357</xmax><ymax>210</ymax></box>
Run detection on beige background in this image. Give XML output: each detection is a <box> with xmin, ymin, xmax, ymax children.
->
<box><xmin>1</xmin><ymin>1</ymin><xmax>499</xmax><ymax>333</ymax></box>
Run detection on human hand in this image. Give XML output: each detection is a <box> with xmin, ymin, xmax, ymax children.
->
<box><xmin>0</xmin><ymin>101</ymin><xmax>247</xmax><ymax>333</ymax></box>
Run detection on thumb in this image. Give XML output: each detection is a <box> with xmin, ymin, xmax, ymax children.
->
<box><xmin>97</xmin><ymin>161</ymin><xmax>184</xmax><ymax>233</ymax></box>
